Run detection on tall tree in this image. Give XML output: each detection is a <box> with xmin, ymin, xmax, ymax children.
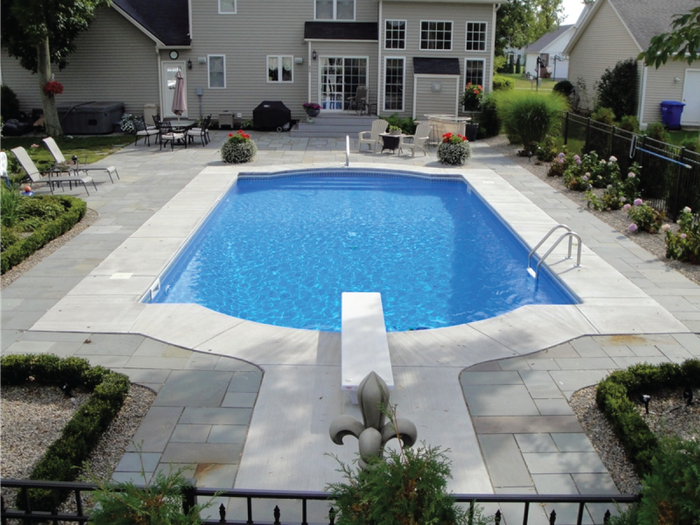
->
<box><xmin>531</xmin><ymin>0</ymin><xmax>566</xmax><ymax>40</ymax></box>
<box><xmin>1</xmin><ymin>0</ymin><xmax>111</xmax><ymax>136</ymax></box>
<box><xmin>638</xmin><ymin>5</ymin><xmax>700</xmax><ymax>68</ymax></box>
<box><xmin>495</xmin><ymin>0</ymin><xmax>566</xmax><ymax>58</ymax></box>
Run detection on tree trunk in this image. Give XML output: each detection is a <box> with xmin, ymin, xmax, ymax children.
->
<box><xmin>37</xmin><ymin>37</ymin><xmax>63</xmax><ymax>137</ymax></box>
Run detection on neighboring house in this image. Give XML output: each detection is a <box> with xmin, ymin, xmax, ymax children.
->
<box><xmin>564</xmin><ymin>0</ymin><xmax>700</xmax><ymax>127</ymax></box>
<box><xmin>523</xmin><ymin>24</ymin><xmax>575</xmax><ymax>81</ymax></box>
<box><xmin>0</xmin><ymin>0</ymin><xmax>501</xmax><ymax>124</ymax></box>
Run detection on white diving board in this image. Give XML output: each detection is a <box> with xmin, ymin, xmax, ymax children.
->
<box><xmin>341</xmin><ymin>292</ymin><xmax>394</xmax><ymax>404</ymax></box>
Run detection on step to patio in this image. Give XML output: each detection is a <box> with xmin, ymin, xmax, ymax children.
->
<box><xmin>291</xmin><ymin>113</ymin><xmax>379</xmax><ymax>138</ymax></box>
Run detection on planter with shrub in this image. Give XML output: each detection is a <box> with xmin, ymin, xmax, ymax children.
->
<box><xmin>221</xmin><ymin>130</ymin><xmax>257</xmax><ymax>164</ymax></box>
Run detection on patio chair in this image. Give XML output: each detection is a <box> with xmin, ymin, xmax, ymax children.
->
<box><xmin>134</xmin><ymin>116</ymin><xmax>160</xmax><ymax>146</ymax></box>
<box><xmin>358</xmin><ymin>119</ymin><xmax>388</xmax><ymax>153</ymax></box>
<box><xmin>187</xmin><ymin>115</ymin><xmax>211</xmax><ymax>146</ymax></box>
<box><xmin>42</xmin><ymin>137</ymin><xmax>119</xmax><ymax>183</ymax></box>
<box><xmin>11</xmin><ymin>146</ymin><xmax>96</xmax><ymax>195</ymax></box>
<box><xmin>400</xmin><ymin>122</ymin><xmax>432</xmax><ymax>157</ymax></box>
<box><xmin>155</xmin><ymin>118</ymin><xmax>187</xmax><ymax>150</ymax></box>
<box><xmin>347</xmin><ymin>86</ymin><xmax>368</xmax><ymax>114</ymax></box>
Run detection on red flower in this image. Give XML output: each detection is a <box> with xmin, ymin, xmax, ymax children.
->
<box><xmin>229</xmin><ymin>133</ymin><xmax>234</xmax><ymax>137</ymax></box>
<box><xmin>43</xmin><ymin>81</ymin><xmax>64</xmax><ymax>96</ymax></box>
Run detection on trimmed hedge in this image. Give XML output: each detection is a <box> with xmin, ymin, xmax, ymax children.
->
<box><xmin>1</xmin><ymin>354</ymin><xmax>130</xmax><ymax>512</ymax></box>
<box><xmin>595</xmin><ymin>359</ymin><xmax>700</xmax><ymax>476</ymax></box>
<box><xmin>1</xmin><ymin>195</ymin><xmax>87</xmax><ymax>274</ymax></box>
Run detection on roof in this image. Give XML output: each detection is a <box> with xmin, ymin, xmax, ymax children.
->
<box><xmin>413</xmin><ymin>57</ymin><xmax>460</xmax><ymax>75</ymax></box>
<box><xmin>112</xmin><ymin>0</ymin><xmax>190</xmax><ymax>46</ymax></box>
<box><xmin>304</xmin><ymin>22</ymin><xmax>378</xmax><ymax>40</ymax></box>
<box><xmin>525</xmin><ymin>25</ymin><xmax>573</xmax><ymax>53</ymax></box>
<box><xmin>566</xmin><ymin>0</ymin><xmax>699</xmax><ymax>53</ymax></box>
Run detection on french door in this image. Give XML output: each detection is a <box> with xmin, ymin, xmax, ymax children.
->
<box><xmin>320</xmin><ymin>57</ymin><xmax>367</xmax><ymax>111</ymax></box>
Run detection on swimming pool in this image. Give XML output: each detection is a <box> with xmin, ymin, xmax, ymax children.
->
<box><xmin>147</xmin><ymin>169</ymin><xmax>577</xmax><ymax>331</ymax></box>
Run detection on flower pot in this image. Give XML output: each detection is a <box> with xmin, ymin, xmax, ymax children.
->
<box><xmin>390</xmin><ymin>129</ymin><xmax>401</xmax><ymax>136</ymax></box>
<box><xmin>437</xmin><ymin>142</ymin><xmax>471</xmax><ymax>166</ymax></box>
<box><xmin>305</xmin><ymin>108</ymin><xmax>320</xmax><ymax>118</ymax></box>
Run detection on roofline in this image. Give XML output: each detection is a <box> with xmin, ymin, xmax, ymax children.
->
<box><xmin>564</xmin><ymin>0</ymin><xmax>641</xmax><ymax>55</ymax></box>
<box><xmin>606</xmin><ymin>0</ymin><xmax>643</xmax><ymax>51</ymax></box>
<box><xmin>111</xmin><ymin>4</ymin><xmax>164</xmax><ymax>47</ymax></box>
<box><xmin>526</xmin><ymin>25</ymin><xmax>574</xmax><ymax>53</ymax></box>
<box><xmin>304</xmin><ymin>38</ymin><xmax>378</xmax><ymax>43</ymax></box>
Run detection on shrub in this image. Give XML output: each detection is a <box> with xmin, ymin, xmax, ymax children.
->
<box><xmin>596</xmin><ymin>58</ymin><xmax>638</xmax><ymax>120</ymax></box>
<box><xmin>552</xmin><ymin>80</ymin><xmax>574</xmax><ymax>97</ymax></box>
<box><xmin>625</xmin><ymin>199</ymin><xmax>664</xmax><ymax>233</ymax></box>
<box><xmin>665</xmin><ymin>206</ymin><xmax>700</xmax><ymax>263</ymax></box>
<box><xmin>220</xmin><ymin>130</ymin><xmax>257</xmax><ymax>163</ymax></box>
<box><xmin>383</xmin><ymin>113</ymin><xmax>416</xmax><ymax>134</ymax></box>
<box><xmin>496</xmin><ymin>91</ymin><xmax>569</xmax><ymax>151</ymax></box>
<box><xmin>477</xmin><ymin>96</ymin><xmax>501</xmax><ymax>138</ymax></box>
<box><xmin>680</xmin><ymin>136</ymin><xmax>700</xmax><ymax>152</ymax></box>
<box><xmin>591</xmin><ymin>107</ymin><xmax>616</xmax><ymax>126</ymax></box>
<box><xmin>644</xmin><ymin>121</ymin><xmax>671</xmax><ymax>143</ymax></box>
<box><xmin>619</xmin><ymin>115</ymin><xmax>640</xmax><ymax>133</ymax></box>
<box><xmin>1</xmin><ymin>183</ymin><xmax>21</xmax><ymax>227</ymax></box>
<box><xmin>492</xmin><ymin>75</ymin><xmax>514</xmax><ymax>91</ymax></box>
<box><xmin>533</xmin><ymin>135</ymin><xmax>560</xmax><ymax>162</ymax></box>
<box><xmin>547</xmin><ymin>150</ymin><xmax>575</xmax><ymax>177</ymax></box>
<box><xmin>585</xmin><ymin>162</ymin><xmax>642</xmax><ymax>211</ymax></box>
<box><xmin>436</xmin><ymin>133</ymin><xmax>471</xmax><ymax>165</ymax></box>
<box><xmin>461</xmin><ymin>82</ymin><xmax>484</xmax><ymax>111</ymax></box>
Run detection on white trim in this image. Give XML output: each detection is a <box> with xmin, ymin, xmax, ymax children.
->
<box><xmin>111</xmin><ymin>4</ymin><xmax>166</xmax><ymax>47</ymax></box>
<box><xmin>638</xmin><ymin>66</ymin><xmax>648</xmax><ymax>125</ymax></box>
<box><xmin>317</xmin><ymin>55</ymin><xmax>369</xmax><ymax>111</ymax></box>
<box><xmin>682</xmin><ymin>68</ymin><xmax>700</xmax><ymax>126</ymax></box>
<box><xmin>208</xmin><ymin>54</ymin><xmax>226</xmax><ymax>89</ymax></box>
<box><xmin>419</xmin><ymin>20</ymin><xmax>454</xmax><ymax>51</ymax></box>
<box><xmin>384</xmin><ymin>19</ymin><xmax>407</xmax><ymax>50</ymax></box>
<box><xmin>218</xmin><ymin>0</ymin><xmax>237</xmax><ymax>14</ymax></box>
<box><xmin>383</xmin><ymin>56</ymin><xmax>406</xmax><ymax>112</ymax></box>
<box><xmin>464</xmin><ymin>58</ymin><xmax>486</xmax><ymax>89</ymax></box>
<box><xmin>266</xmin><ymin>55</ymin><xmax>294</xmax><ymax>84</ymax></box>
<box><xmin>465</xmin><ymin>20</ymin><xmax>487</xmax><ymax>52</ymax></box>
<box><xmin>314</xmin><ymin>0</ymin><xmax>356</xmax><ymax>21</ymax></box>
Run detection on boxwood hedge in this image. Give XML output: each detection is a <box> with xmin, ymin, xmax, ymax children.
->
<box><xmin>1</xmin><ymin>353</ymin><xmax>130</xmax><ymax>511</ymax></box>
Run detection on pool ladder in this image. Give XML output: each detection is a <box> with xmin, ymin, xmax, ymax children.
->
<box><xmin>527</xmin><ymin>224</ymin><xmax>582</xmax><ymax>279</ymax></box>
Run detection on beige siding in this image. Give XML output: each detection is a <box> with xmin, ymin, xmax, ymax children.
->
<box><xmin>1</xmin><ymin>7</ymin><xmax>159</xmax><ymax>116</ymax></box>
<box><xmin>380</xmin><ymin>1</ymin><xmax>494</xmax><ymax>117</ymax></box>
<box><xmin>641</xmin><ymin>62</ymin><xmax>687</xmax><ymax>125</ymax></box>
<box><xmin>567</xmin><ymin>0</ymin><xmax>640</xmax><ymax>111</ymax></box>
<box><xmin>414</xmin><ymin>75</ymin><xmax>459</xmax><ymax>118</ymax></box>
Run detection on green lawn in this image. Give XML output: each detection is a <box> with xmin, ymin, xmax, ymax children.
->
<box><xmin>667</xmin><ymin>128</ymin><xmax>700</xmax><ymax>146</ymax></box>
<box><xmin>498</xmin><ymin>73</ymin><xmax>556</xmax><ymax>93</ymax></box>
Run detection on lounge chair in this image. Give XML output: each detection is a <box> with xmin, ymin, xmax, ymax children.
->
<box><xmin>400</xmin><ymin>122</ymin><xmax>432</xmax><ymax>157</ymax></box>
<box><xmin>358</xmin><ymin>119</ymin><xmax>388</xmax><ymax>153</ymax></box>
<box><xmin>42</xmin><ymin>137</ymin><xmax>119</xmax><ymax>183</ymax></box>
<box><xmin>11</xmin><ymin>146</ymin><xmax>96</xmax><ymax>195</ymax></box>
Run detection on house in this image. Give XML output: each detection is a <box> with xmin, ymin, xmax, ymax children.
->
<box><xmin>564</xmin><ymin>0</ymin><xmax>700</xmax><ymax>127</ymax></box>
<box><xmin>0</xmin><ymin>0</ymin><xmax>501</xmax><ymax>126</ymax></box>
<box><xmin>523</xmin><ymin>24</ymin><xmax>575</xmax><ymax>81</ymax></box>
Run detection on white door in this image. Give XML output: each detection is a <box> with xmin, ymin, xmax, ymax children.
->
<box><xmin>319</xmin><ymin>57</ymin><xmax>367</xmax><ymax>111</ymax></box>
<box><xmin>161</xmin><ymin>62</ymin><xmax>187</xmax><ymax>119</ymax></box>
<box><xmin>681</xmin><ymin>69</ymin><xmax>700</xmax><ymax>126</ymax></box>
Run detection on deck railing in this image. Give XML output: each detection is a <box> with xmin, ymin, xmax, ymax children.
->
<box><xmin>1</xmin><ymin>478</ymin><xmax>640</xmax><ymax>525</ymax></box>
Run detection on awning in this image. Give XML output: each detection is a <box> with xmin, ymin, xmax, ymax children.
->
<box><xmin>413</xmin><ymin>57</ymin><xmax>460</xmax><ymax>75</ymax></box>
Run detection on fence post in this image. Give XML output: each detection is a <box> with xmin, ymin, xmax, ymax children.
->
<box><xmin>549</xmin><ymin>509</ymin><xmax>557</xmax><ymax>525</ymax></box>
<box><xmin>670</xmin><ymin>147</ymin><xmax>687</xmax><ymax>220</ymax></box>
<box><xmin>219</xmin><ymin>502</ymin><xmax>227</xmax><ymax>523</ymax></box>
<box><xmin>610</xmin><ymin>126</ymin><xmax>617</xmax><ymax>159</ymax></box>
<box><xmin>604</xmin><ymin>509</ymin><xmax>611</xmax><ymax>524</ymax></box>
<box><xmin>181</xmin><ymin>479</ymin><xmax>196</xmax><ymax>516</ymax></box>
<box><xmin>585</xmin><ymin>118</ymin><xmax>591</xmax><ymax>153</ymax></box>
<box><xmin>564</xmin><ymin>112</ymin><xmax>569</xmax><ymax>146</ymax></box>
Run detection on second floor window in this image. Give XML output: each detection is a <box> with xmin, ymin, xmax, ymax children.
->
<box><xmin>466</xmin><ymin>22</ymin><xmax>487</xmax><ymax>51</ymax></box>
<box><xmin>420</xmin><ymin>21</ymin><xmax>452</xmax><ymax>50</ymax></box>
<box><xmin>385</xmin><ymin>20</ymin><xmax>406</xmax><ymax>49</ymax></box>
<box><xmin>219</xmin><ymin>0</ymin><xmax>236</xmax><ymax>14</ymax></box>
<box><xmin>316</xmin><ymin>0</ymin><xmax>354</xmax><ymax>20</ymax></box>
<box><xmin>268</xmin><ymin>56</ymin><xmax>293</xmax><ymax>83</ymax></box>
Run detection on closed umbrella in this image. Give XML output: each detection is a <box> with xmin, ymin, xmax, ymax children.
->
<box><xmin>171</xmin><ymin>70</ymin><xmax>187</xmax><ymax>121</ymax></box>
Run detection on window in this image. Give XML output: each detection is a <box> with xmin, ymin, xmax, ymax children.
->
<box><xmin>420</xmin><ymin>21</ymin><xmax>452</xmax><ymax>50</ymax></box>
<box><xmin>268</xmin><ymin>56</ymin><xmax>293</xmax><ymax>83</ymax></box>
<box><xmin>209</xmin><ymin>55</ymin><xmax>226</xmax><ymax>88</ymax></box>
<box><xmin>316</xmin><ymin>0</ymin><xmax>354</xmax><ymax>20</ymax></box>
<box><xmin>385</xmin><ymin>20</ymin><xmax>406</xmax><ymax>49</ymax></box>
<box><xmin>219</xmin><ymin>0</ymin><xmax>236</xmax><ymax>14</ymax></box>
<box><xmin>384</xmin><ymin>57</ymin><xmax>404</xmax><ymax>112</ymax></box>
<box><xmin>464</xmin><ymin>59</ymin><xmax>484</xmax><ymax>89</ymax></box>
<box><xmin>466</xmin><ymin>22</ymin><xmax>486</xmax><ymax>51</ymax></box>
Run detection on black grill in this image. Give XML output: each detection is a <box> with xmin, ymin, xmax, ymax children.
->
<box><xmin>253</xmin><ymin>100</ymin><xmax>292</xmax><ymax>131</ymax></box>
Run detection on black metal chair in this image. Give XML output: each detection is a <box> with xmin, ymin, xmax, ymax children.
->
<box><xmin>187</xmin><ymin>115</ymin><xmax>211</xmax><ymax>146</ymax></box>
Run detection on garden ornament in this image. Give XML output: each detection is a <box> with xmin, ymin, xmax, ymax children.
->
<box><xmin>329</xmin><ymin>371</ymin><xmax>417</xmax><ymax>469</ymax></box>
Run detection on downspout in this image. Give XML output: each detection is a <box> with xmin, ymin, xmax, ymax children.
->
<box><xmin>156</xmin><ymin>44</ymin><xmax>163</xmax><ymax>118</ymax></box>
<box><xmin>638</xmin><ymin>65</ymin><xmax>648</xmax><ymax>128</ymax></box>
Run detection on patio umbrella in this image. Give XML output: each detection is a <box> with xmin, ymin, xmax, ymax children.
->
<box><xmin>171</xmin><ymin>70</ymin><xmax>186</xmax><ymax>121</ymax></box>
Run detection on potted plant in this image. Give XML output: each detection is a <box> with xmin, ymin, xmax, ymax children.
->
<box><xmin>221</xmin><ymin>130</ymin><xmax>257</xmax><ymax>164</ymax></box>
<box><xmin>437</xmin><ymin>132</ymin><xmax>471</xmax><ymax>166</ymax></box>
<box><xmin>302</xmin><ymin>103</ymin><xmax>321</xmax><ymax>118</ymax></box>
<box><xmin>461</xmin><ymin>82</ymin><xmax>483</xmax><ymax>111</ymax></box>
<box><xmin>388</xmin><ymin>125</ymin><xmax>402</xmax><ymax>135</ymax></box>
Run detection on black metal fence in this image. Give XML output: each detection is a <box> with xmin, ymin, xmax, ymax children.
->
<box><xmin>1</xmin><ymin>478</ymin><xmax>640</xmax><ymax>525</ymax></box>
<box><xmin>560</xmin><ymin>112</ymin><xmax>700</xmax><ymax>220</ymax></box>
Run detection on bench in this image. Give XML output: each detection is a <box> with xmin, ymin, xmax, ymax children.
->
<box><xmin>341</xmin><ymin>292</ymin><xmax>394</xmax><ymax>404</ymax></box>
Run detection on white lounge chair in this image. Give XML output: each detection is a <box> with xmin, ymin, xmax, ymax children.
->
<box><xmin>11</xmin><ymin>146</ymin><xmax>96</xmax><ymax>195</ymax></box>
<box><xmin>42</xmin><ymin>137</ymin><xmax>118</xmax><ymax>183</ymax></box>
<box><xmin>358</xmin><ymin>119</ymin><xmax>388</xmax><ymax>153</ymax></box>
<box><xmin>400</xmin><ymin>122</ymin><xmax>432</xmax><ymax>157</ymax></box>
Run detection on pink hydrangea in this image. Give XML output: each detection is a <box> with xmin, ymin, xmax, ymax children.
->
<box><xmin>661</xmin><ymin>224</ymin><xmax>670</xmax><ymax>232</ymax></box>
<box><xmin>609</xmin><ymin>156</ymin><xmax>618</xmax><ymax>162</ymax></box>
<box><xmin>627</xmin><ymin>172</ymin><xmax>636</xmax><ymax>178</ymax></box>
<box><xmin>633</xmin><ymin>198</ymin><xmax>643</xmax><ymax>206</ymax></box>
<box><xmin>680</xmin><ymin>233</ymin><xmax>687</xmax><ymax>239</ymax></box>
<box><xmin>683</xmin><ymin>206</ymin><xmax>692</xmax><ymax>213</ymax></box>
<box><xmin>623</xmin><ymin>204</ymin><xmax>632</xmax><ymax>211</ymax></box>
<box><xmin>628</xmin><ymin>224</ymin><xmax>638</xmax><ymax>232</ymax></box>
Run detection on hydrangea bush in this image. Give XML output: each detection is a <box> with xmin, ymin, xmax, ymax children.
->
<box><xmin>221</xmin><ymin>130</ymin><xmax>257</xmax><ymax>163</ymax></box>
<box><xmin>665</xmin><ymin>207</ymin><xmax>700</xmax><ymax>263</ymax></box>
<box><xmin>625</xmin><ymin>199</ymin><xmax>665</xmax><ymax>233</ymax></box>
<box><xmin>436</xmin><ymin>132</ymin><xmax>471</xmax><ymax>165</ymax></box>
<box><xmin>585</xmin><ymin>162</ymin><xmax>642</xmax><ymax>211</ymax></box>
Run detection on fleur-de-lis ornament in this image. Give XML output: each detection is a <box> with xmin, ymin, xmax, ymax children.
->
<box><xmin>329</xmin><ymin>372</ymin><xmax>417</xmax><ymax>469</ymax></box>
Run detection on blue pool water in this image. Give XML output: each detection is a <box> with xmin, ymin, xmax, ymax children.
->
<box><xmin>148</xmin><ymin>171</ymin><xmax>577</xmax><ymax>331</ymax></box>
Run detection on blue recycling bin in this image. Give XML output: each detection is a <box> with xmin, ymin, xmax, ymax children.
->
<box><xmin>660</xmin><ymin>101</ymin><xmax>685</xmax><ymax>130</ymax></box>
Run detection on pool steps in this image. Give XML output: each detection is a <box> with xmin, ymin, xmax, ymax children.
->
<box><xmin>527</xmin><ymin>224</ymin><xmax>582</xmax><ymax>279</ymax></box>
<box><xmin>341</xmin><ymin>292</ymin><xmax>394</xmax><ymax>404</ymax></box>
